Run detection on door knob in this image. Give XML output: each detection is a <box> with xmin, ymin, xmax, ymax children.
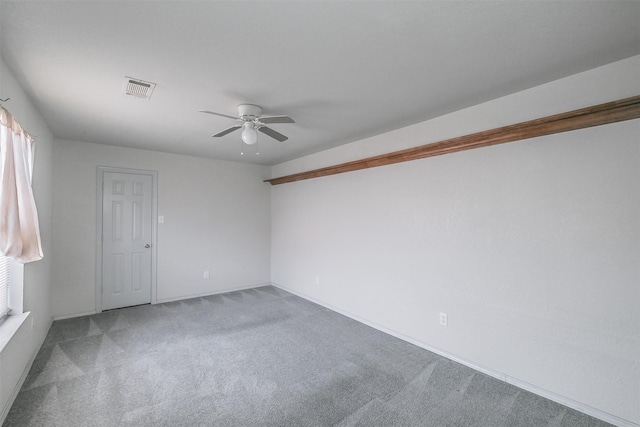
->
<box><xmin>144</xmin><ymin>244</ymin><xmax>152</xmax><ymax>248</ymax></box>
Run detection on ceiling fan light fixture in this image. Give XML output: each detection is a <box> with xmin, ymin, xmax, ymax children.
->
<box><xmin>241</xmin><ymin>122</ymin><xmax>258</xmax><ymax>145</ymax></box>
<box><xmin>201</xmin><ymin>104</ymin><xmax>294</xmax><ymax>150</ymax></box>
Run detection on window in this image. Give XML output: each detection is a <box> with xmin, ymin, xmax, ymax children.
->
<box><xmin>0</xmin><ymin>107</ymin><xmax>42</xmax><ymax>322</ymax></box>
<box><xmin>0</xmin><ymin>252</ymin><xmax>9</xmax><ymax>319</ymax></box>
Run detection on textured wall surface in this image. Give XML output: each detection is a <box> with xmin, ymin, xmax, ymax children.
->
<box><xmin>271</xmin><ymin>56</ymin><xmax>640</xmax><ymax>425</ymax></box>
<box><xmin>52</xmin><ymin>141</ymin><xmax>271</xmax><ymax>317</ymax></box>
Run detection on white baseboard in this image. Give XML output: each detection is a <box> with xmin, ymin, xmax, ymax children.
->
<box><xmin>155</xmin><ymin>282</ymin><xmax>272</xmax><ymax>304</ymax></box>
<box><xmin>271</xmin><ymin>283</ymin><xmax>637</xmax><ymax>427</ymax></box>
<box><xmin>53</xmin><ymin>310</ymin><xmax>97</xmax><ymax>321</ymax></box>
<box><xmin>53</xmin><ymin>282</ymin><xmax>273</xmax><ymax>320</ymax></box>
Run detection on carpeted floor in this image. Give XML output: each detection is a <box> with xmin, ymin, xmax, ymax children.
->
<box><xmin>4</xmin><ymin>285</ymin><xmax>612</xmax><ymax>426</ymax></box>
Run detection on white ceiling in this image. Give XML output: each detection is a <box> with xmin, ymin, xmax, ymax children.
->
<box><xmin>1</xmin><ymin>1</ymin><xmax>639</xmax><ymax>166</ymax></box>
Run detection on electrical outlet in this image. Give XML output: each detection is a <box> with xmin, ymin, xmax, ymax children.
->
<box><xmin>315</xmin><ymin>276</ymin><xmax>320</xmax><ymax>285</ymax></box>
<box><xmin>203</xmin><ymin>271</ymin><xmax>210</xmax><ymax>279</ymax></box>
<box><xmin>158</xmin><ymin>215</ymin><xmax>164</xmax><ymax>223</ymax></box>
<box><xmin>439</xmin><ymin>312</ymin><xmax>448</xmax><ymax>327</ymax></box>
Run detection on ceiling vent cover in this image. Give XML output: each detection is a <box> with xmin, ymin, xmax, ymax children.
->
<box><xmin>123</xmin><ymin>77</ymin><xmax>156</xmax><ymax>99</ymax></box>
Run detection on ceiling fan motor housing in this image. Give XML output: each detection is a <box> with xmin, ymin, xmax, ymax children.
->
<box><xmin>238</xmin><ymin>104</ymin><xmax>262</xmax><ymax>121</ymax></box>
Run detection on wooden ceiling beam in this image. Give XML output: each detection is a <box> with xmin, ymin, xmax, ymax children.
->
<box><xmin>266</xmin><ymin>95</ymin><xmax>640</xmax><ymax>186</ymax></box>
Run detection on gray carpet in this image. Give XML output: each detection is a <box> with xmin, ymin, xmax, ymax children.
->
<box><xmin>4</xmin><ymin>286</ymin><xmax>612</xmax><ymax>426</ymax></box>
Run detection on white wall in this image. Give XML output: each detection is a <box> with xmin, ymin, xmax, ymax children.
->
<box><xmin>53</xmin><ymin>140</ymin><xmax>271</xmax><ymax>318</ymax></box>
<box><xmin>271</xmin><ymin>55</ymin><xmax>640</xmax><ymax>425</ymax></box>
<box><xmin>0</xmin><ymin>57</ymin><xmax>54</xmax><ymax>421</ymax></box>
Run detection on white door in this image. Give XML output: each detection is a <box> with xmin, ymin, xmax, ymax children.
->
<box><xmin>101</xmin><ymin>172</ymin><xmax>153</xmax><ymax>310</ymax></box>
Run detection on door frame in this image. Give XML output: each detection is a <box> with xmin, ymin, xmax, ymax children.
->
<box><xmin>95</xmin><ymin>166</ymin><xmax>158</xmax><ymax>312</ymax></box>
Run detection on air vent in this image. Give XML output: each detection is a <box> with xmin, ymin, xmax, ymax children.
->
<box><xmin>123</xmin><ymin>77</ymin><xmax>156</xmax><ymax>99</ymax></box>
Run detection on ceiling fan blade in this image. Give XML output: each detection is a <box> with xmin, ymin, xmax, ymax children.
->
<box><xmin>258</xmin><ymin>126</ymin><xmax>288</xmax><ymax>142</ymax></box>
<box><xmin>200</xmin><ymin>110</ymin><xmax>239</xmax><ymax>120</ymax></box>
<box><xmin>260</xmin><ymin>115</ymin><xmax>295</xmax><ymax>124</ymax></box>
<box><xmin>212</xmin><ymin>125</ymin><xmax>241</xmax><ymax>137</ymax></box>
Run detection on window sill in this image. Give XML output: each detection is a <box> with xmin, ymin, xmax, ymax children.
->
<box><xmin>0</xmin><ymin>312</ymin><xmax>30</xmax><ymax>354</ymax></box>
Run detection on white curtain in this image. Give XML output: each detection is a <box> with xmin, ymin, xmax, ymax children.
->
<box><xmin>0</xmin><ymin>107</ymin><xmax>43</xmax><ymax>263</ymax></box>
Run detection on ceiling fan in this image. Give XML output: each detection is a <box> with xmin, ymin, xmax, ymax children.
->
<box><xmin>200</xmin><ymin>104</ymin><xmax>294</xmax><ymax>146</ymax></box>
